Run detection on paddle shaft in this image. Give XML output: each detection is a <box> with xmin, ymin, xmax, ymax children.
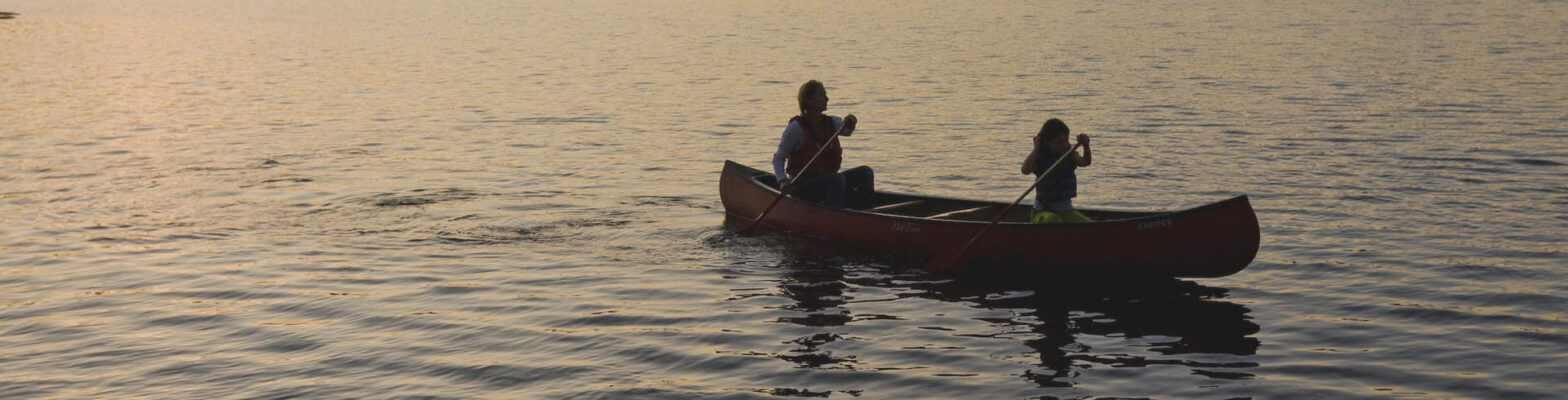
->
<box><xmin>736</xmin><ymin>123</ymin><xmax>848</xmax><ymax>236</ymax></box>
<box><xmin>926</xmin><ymin>142</ymin><xmax>1082</xmax><ymax>272</ymax></box>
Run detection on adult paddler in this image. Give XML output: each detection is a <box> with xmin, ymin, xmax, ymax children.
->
<box><xmin>770</xmin><ymin>80</ymin><xmax>875</xmax><ymax>209</ymax></box>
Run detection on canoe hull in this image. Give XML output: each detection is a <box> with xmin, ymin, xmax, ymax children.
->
<box><xmin>720</xmin><ymin>161</ymin><xmax>1259</xmax><ymax>278</ymax></box>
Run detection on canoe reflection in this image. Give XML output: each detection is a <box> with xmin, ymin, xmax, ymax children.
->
<box><xmin>770</xmin><ymin>256</ymin><xmax>860</xmax><ymax>369</ymax></box>
<box><xmin>934</xmin><ymin>275</ymin><xmax>1261</xmax><ymax>386</ymax></box>
<box><xmin>760</xmin><ymin>237</ymin><xmax>1260</xmax><ymax>385</ymax></box>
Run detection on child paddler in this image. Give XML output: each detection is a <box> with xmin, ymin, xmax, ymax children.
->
<box><xmin>1021</xmin><ymin>118</ymin><xmax>1092</xmax><ymax>224</ymax></box>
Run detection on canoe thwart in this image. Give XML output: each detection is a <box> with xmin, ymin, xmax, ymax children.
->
<box><xmin>923</xmin><ymin>206</ymin><xmax>995</xmax><ymax>221</ymax></box>
<box><xmin>869</xmin><ymin>200</ymin><xmax>925</xmax><ymax>213</ymax></box>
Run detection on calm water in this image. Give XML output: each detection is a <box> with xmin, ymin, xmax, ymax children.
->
<box><xmin>3</xmin><ymin>1</ymin><xmax>1564</xmax><ymax>398</ymax></box>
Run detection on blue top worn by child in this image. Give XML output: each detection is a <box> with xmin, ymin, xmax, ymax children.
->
<box><xmin>1021</xmin><ymin>118</ymin><xmax>1093</xmax><ymax>224</ymax></box>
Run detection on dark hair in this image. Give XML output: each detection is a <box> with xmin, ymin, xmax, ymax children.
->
<box><xmin>797</xmin><ymin>80</ymin><xmax>824</xmax><ymax>114</ymax></box>
<box><xmin>1038</xmin><ymin>118</ymin><xmax>1070</xmax><ymax>139</ymax></box>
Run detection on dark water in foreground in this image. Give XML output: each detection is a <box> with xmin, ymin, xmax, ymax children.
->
<box><xmin>2</xmin><ymin>1</ymin><xmax>1564</xmax><ymax>398</ymax></box>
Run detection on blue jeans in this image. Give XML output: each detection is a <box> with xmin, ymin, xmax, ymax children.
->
<box><xmin>792</xmin><ymin>166</ymin><xmax>874</xmax><ymax>208</ymax></box>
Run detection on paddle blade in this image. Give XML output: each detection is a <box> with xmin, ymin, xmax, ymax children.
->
<box><xmin>922</xmin><ymin>249</ymin><xmax>963</xmax><ymax>273</ymax></box>
<box><xmin>735</xmin><ymin>215</ymin><xmax>765</xmax><ymax>236</ymax></box>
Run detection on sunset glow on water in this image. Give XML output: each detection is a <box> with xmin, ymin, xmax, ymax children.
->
<box><xmin>2</xmin><ymin>1</ymin><xmax>1563</xmax><ymax>398</ymax></box>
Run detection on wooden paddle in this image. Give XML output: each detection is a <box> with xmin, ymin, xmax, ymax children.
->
<box><xmin>736</xmin><ymin>123</ymin><xmax>849</xmax><ymax>236</ymax></box>
<box><xmin>924</xmin><ymin>142</ymin><xmax>1082</xmax><ymax>273</ymax></box>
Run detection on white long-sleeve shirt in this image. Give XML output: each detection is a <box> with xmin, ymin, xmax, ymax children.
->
<box><xmin>771</xmin><ymin>115</ymin><xmax>846</xmax><ymax>182</ymax></box>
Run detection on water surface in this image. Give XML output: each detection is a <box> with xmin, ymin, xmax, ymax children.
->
<box><xmin>2</xmin><ymin>1</ymin><xmax>1564</xmax><ymax>398</ymax></box>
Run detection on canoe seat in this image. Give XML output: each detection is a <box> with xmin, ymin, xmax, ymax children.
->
<box><xmin>868</xmin><ymin>200</ymin><xmax>925</xmax><ymax>213</ymax></box>
<box><xmin>753</xmin><ymin>173</ymin><xmax>780</xmax><ymax>188</ymax></box>
<box><xmin>924</xmin><ymin>206</ymin><xmax>995</xmax><ymax>220</ymax></box>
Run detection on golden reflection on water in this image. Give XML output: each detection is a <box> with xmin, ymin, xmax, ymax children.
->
<box><xmin>1</xmin><ymin>0</ymin><xmax>1564</xmax><ymax>398</ymax></box>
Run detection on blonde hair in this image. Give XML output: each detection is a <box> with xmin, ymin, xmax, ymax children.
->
<box><xmin>797</xmin><ymin>80</ymin><xmax>824</xmax><ymax>114</ymax></box>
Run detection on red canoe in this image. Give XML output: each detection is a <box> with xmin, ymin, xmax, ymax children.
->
<box><xmin>720</xmin><ymin>160</ymin><xmax>1259</xmax><ymax>278</ymax></box>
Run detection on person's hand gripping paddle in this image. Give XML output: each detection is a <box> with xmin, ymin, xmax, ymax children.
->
<box><xmin>736</xmin><ymin>124</ymin><xmax>849</xmax><ymax>236</ymax></box>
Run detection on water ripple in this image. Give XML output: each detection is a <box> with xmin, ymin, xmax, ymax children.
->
<box><xmin>2</xmin><ymin>1</ymin><xmax>1564</xmax><ymax>398</ymax></box>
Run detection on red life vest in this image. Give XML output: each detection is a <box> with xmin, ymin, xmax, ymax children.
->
<box><xmin>785</xmin><ymin>114</ymin><xmax>842</xmax><ymax>180</ymax></box>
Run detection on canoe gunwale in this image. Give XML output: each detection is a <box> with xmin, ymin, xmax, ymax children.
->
<box><xmin>725</xmin><ymin>160</ymin><xmax>1247</xmax><ymax>226</ymax></box>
